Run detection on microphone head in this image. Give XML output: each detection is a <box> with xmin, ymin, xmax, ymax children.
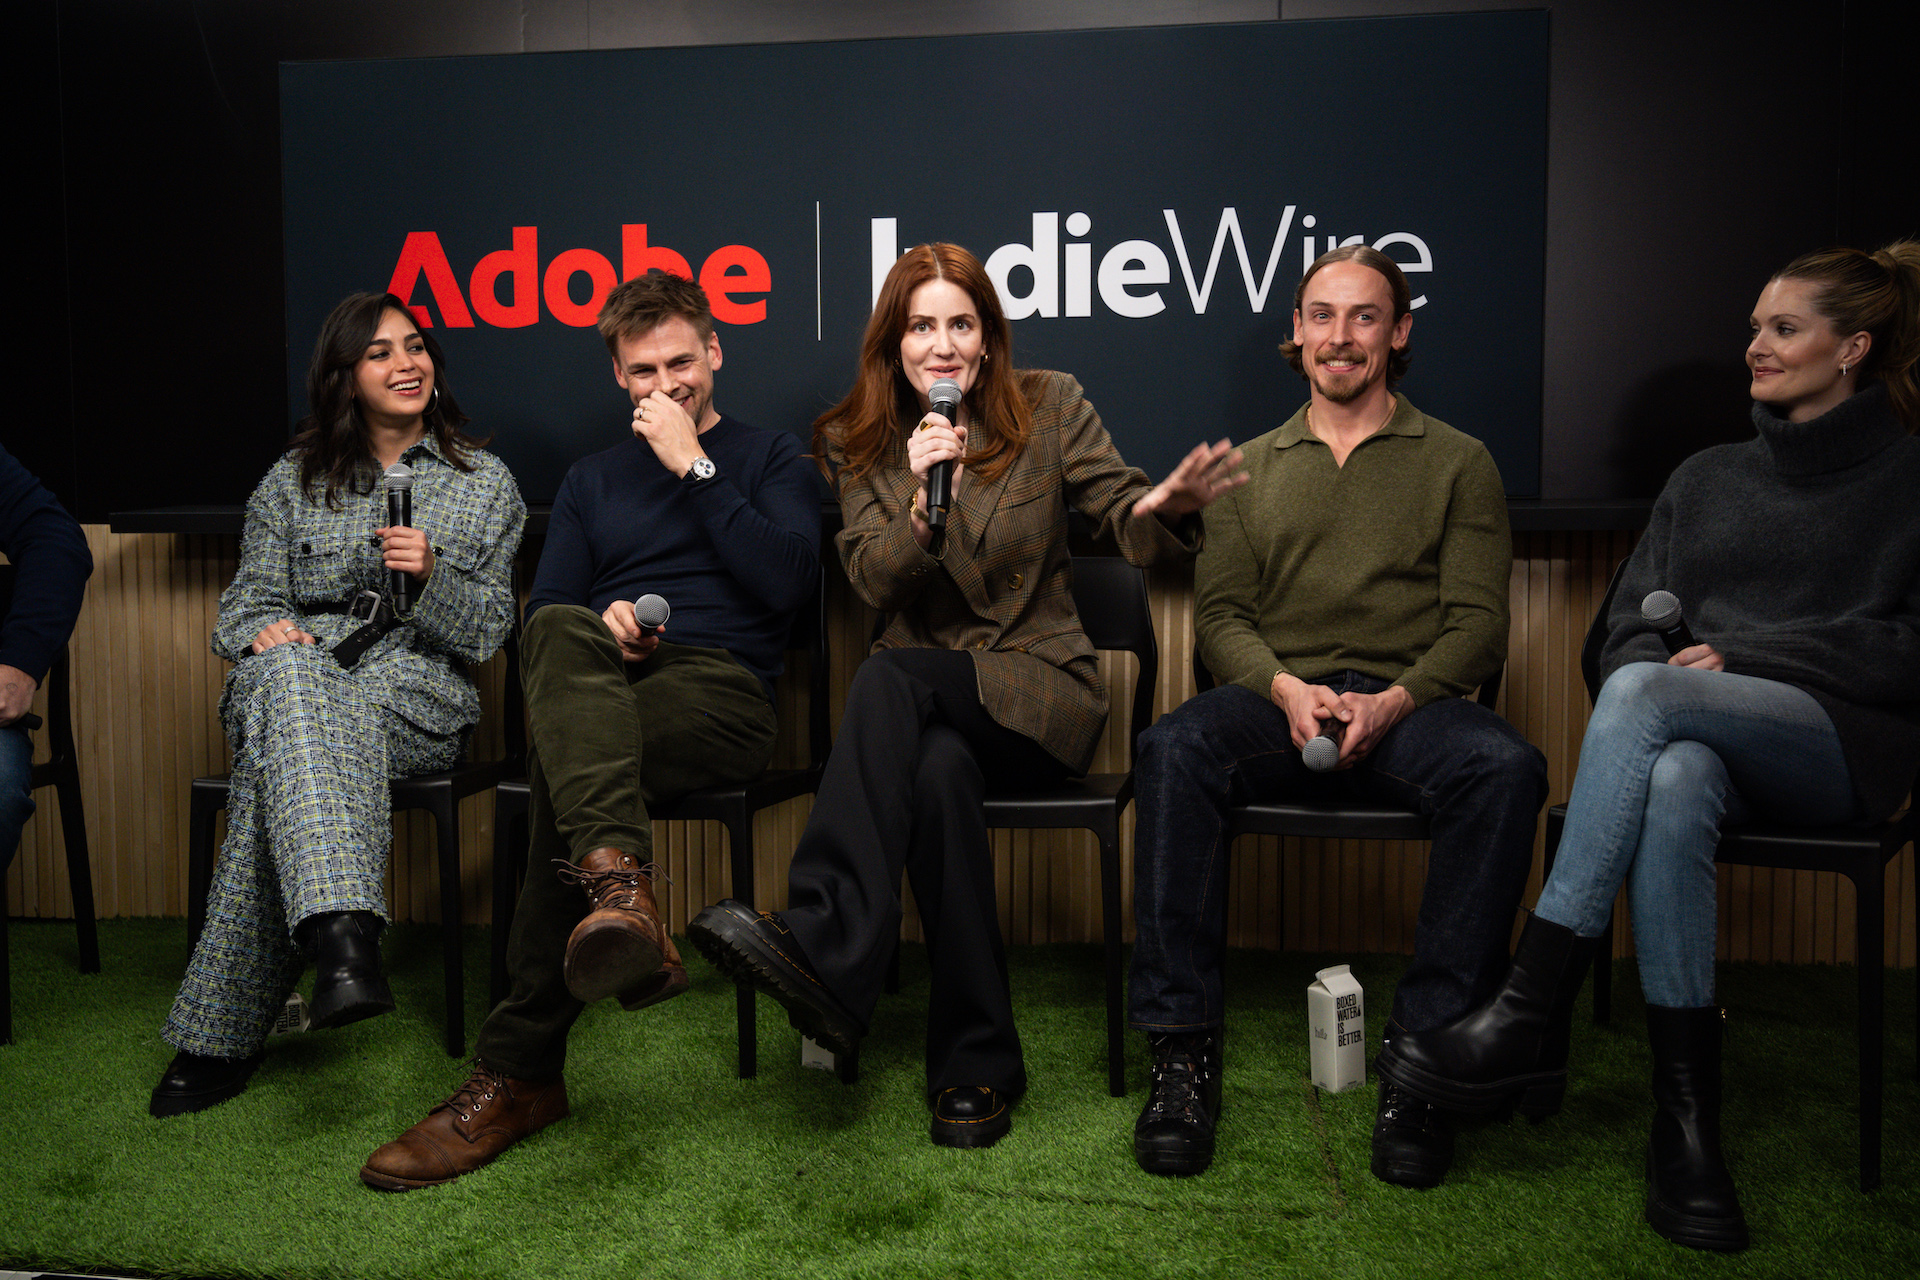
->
<box><xmin>1641</xmin><ymin>589</ymin><xmax>1682</xmax><ymax>630</ymax></box>
<box><xmin>383</xmin><ymin>462</ymin><xmax>414</xmax><ymax>491</ymax></box>
<box><xmin>928</xmin><ymin>378</ymin><xmax>963</xmax><ymax>417</ymax></box>
<box><xmin>1302</xmin><ymin>734</ymin><xmax>1340</xmax><ymax>773</ymax></box>
<box><xmin>633</xmin><ymin>594</ymin><xmax>671</xmax><ymax>631</ymax></box>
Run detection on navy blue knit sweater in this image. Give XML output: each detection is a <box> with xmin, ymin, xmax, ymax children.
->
<box><xmin>1</xmin><ymin>444</ymin><xmax>93</xmax><ymax>687</ymax></box>
<box><xmin>526</xmin><ymin>417</ymin><xmax>822</xmax><ymax>696</ymax></box>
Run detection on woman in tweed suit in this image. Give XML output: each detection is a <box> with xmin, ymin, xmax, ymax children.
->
<box><xmin>150</xmin><ymin>293</ymin><xmax>524</xmax><ymax>1117</ymax></box>
<box><xmin>694</xmin><ymin>243</ymin><xmax>1242</xmax><ymax>1147</ymax></box>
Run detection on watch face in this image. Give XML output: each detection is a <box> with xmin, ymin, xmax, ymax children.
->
<box><xmin>689</xmin><ymin>457</ymin><xmax>716</xmax><ymax>481</ymax></box>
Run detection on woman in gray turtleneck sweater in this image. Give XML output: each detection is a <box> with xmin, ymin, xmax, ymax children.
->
<box><xmin>1379</xmin><ymin>242</ymin><xmax>1920</xmax><ymax>1252</ymax></box>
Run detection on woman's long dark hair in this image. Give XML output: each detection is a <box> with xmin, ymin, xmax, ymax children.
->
<box><xmin>290</xmin><ymin>291</ymin><xmax>488</xmax><ymax>507</ymax></box>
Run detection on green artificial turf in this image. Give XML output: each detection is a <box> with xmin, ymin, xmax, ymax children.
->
<box><xmin>0</xmin><ymin>918</ymin><xmax>1915</xmax><ymax>1280</ymax></box>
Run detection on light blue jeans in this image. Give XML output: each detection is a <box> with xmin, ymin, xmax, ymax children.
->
<box><xmin>1536</xmin><ymin>662</ymin><xmax>1855</xmax><ymax>1006</ymax></box>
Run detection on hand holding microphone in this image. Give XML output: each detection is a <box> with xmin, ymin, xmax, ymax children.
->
<box><xmin>1302</xmin><ymin>713</ymin><xmax>1347</xmax><ymax>772</ymax></box>
<box><xmin>378</xmin><ymin>462</ymin><xmax>433</xmax><ymax>613</ymax></box>
<box><xmin>919</xmin><ymin>378</ymin><xmax>965</xmax><ymax>554</ymax></box>
<box><xmin>1641</xmin><ymin>589</ymin><xmax>1723</xmax><ymax>670</ymax></box>
<box><xmin>602</xmin><ymin>594</ymin><xmax>670</xmax><ymax>662</ymax></box>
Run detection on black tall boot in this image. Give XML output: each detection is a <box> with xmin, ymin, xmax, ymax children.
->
<box><xmin>1644</xmin><ymin>1005</ymin><xmax>1749</xmax><ymax>1252</ymax></box>
<box><xmin>1376</xmin><ymin>911</ymin><xmax>1601</xmax><ymax>1118</ymax></box>
<box><xmin>302</xmin><ymin>910</ymin><xmax>396</xmax><ymax>1030</ymax></box>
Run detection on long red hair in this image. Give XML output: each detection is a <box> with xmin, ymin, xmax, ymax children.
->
<box><xmin>812</xmin><ymin>242</ymin><xmax>1033</xmax><ymax>485</ymax></box>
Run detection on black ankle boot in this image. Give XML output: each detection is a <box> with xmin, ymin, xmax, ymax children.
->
<box><xmin>1376</xmin><ymin>911</ymin><xmax>1601</xmax><ymax>1117</ymax></box>
<box><xmin>1644</xmin><ymin>1005</ymin><xmax>1748</xmax><ymax>1252</ymax></box>
<box><xmin>1133</xmin><ymin>1029</ymin><xmax>1223</xmax><ymax>1176</ymax></box>
<box><xmin>302</xmin><ymin>910</ymin><xmax>395</xmax><ymax>1030</ymax></box>
<box><xmin>150</xmin><ymin>1049</ymin><xmax>264</xmax><ymax>1117</ymax></box>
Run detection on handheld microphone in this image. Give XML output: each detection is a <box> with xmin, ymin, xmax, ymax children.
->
<box><xmin>383</xmin><ymin>463</ymin><xmax>414</xmax><ymax>614</ymax></box>
<box><xmin>1640</xmin><ymin>590</ymin><xmax>1698</xmax><ymax>656</ymax></box>
<box><xmin>633</xmin><ymin>593</ymin><xmax>671</xmax><ymax>638</ymax></box>
<box><xmin>925</xmin><ymin>378</ymin><xmax>963</xmax><ymax>551</ymax></box>
<box><xmin>1302</xmin><ymin>715</ymin><xmax>1347</xmax><ymax>772</ymax></box>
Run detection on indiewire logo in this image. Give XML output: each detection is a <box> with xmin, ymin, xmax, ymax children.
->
<box><xmin>872</xmin><ymin>211</ymin><xmax>1434</xmax><ymax>317</ymax></box>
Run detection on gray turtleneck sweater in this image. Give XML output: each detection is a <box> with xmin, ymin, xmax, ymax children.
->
<box><xmin>1600</xmin><ymin>382</ymin><xmax>1920</xmax><ymax>819</ymax></box>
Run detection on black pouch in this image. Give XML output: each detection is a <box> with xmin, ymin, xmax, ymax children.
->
<box><xmin>329</xmin><ymin>589</ymin><xmax>400</xmax><ymax>669</ymax></box>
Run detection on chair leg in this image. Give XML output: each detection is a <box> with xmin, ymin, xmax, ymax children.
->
<box><xmin>186</xmin><ymin>783</ymin><xmax>225</xmax><ymax>954</ymax></box>
<box><xmin>428</xmin><ymin>798</ymin><xmax>466</xmax><ymax>1058</ymax></box>
<box><xmin>1594</xmin><ymin>915</ymin><xmax>1614</xmax><ymax>1024</ymax></box>
<box><xmin>54</xmin><ymin>770</ymin><xmax>98</xmax><ymax>974</ymax></box>
<box><xmin>724</xmin><ymin>808</ymin><xmax>757</xmax><ymax>1080</ymax></box>
<box><xmin>489</xmin><ymin>786</ymin><xmax>529</xmax><ymax>1011</ymax></box>
<box><xmin>1099</xmin><ymin>824</ymin><xmax>1125</xmax><ymax>1098</ymax></box>
<box><xmin>1</xmin><ymin>881</ymin><xmax>12</xmax><ymax>1045</ymax></box>
<box><xmin>1854</xmin><ymin>860</ymin><xmax>1884</xmax><ymax>1193</ymax></box>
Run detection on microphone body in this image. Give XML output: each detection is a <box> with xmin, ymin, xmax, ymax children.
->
<box><xmin>633</xmin><ymin>593</ymin><xmax>671</xmax><ymax>638</ymax></box>
<box><xmin>1640</xmin><ymin>589</ymin><xmax>1698</xmax><ymax>657</ymax></box>
<box><xmin>1302</xmin><ymin>716</ymin><xmax>1347</xmax><ymax>772</ymax></box>
<box><xmin>924</xmin><ymin>378</ymin><xmax>963</xmax><ymax>552</ymax></box>
<box><xmin>383</xmin><ymin>463</ymin><xmax>414</xmax><ymax>614</ymax></box>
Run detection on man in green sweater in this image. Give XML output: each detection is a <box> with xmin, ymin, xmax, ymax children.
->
<box><xmin>1125</xmin><ymin>246</ymin><xmax>1547</xmax><ymax>1188</ymax></box>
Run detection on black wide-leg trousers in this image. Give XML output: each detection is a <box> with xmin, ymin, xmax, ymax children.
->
<box><xmin>780</xmin><ymin>648</ymin><xmax>1067</xmax><ymax>1101</ymax></box>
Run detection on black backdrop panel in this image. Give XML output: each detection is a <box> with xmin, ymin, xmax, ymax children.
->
<box><xmin>283</xmin><ymin>13</ymin><xmax>1547</xmax><ymax>502</ymax></box>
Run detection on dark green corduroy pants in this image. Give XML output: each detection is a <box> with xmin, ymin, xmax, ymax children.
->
<box><xmin>475</xmin><ymin>605</ymin><xmax>776</xmax><ymax>1080</ymax></box>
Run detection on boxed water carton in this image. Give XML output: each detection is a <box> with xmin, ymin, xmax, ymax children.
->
<box><xmin>1308</xmin><ymin>964</ymin><xmax>1366</xmax><ymax>1093</ymax></box>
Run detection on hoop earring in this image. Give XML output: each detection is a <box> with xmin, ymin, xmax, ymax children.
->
<box><xmin>430</xmin><ymin>386</ymin><xmax>441</xmax><ymax>411</ymax></box>
<box><xmin>1841</xmin><ymin>362</ymin><xmax>1851</xmax><ymax>377</ymax></box>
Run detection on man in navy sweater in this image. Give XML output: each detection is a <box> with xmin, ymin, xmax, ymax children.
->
<box><xmin>362</xmin><ymin>271</ymin><xmax>821</xmax><ymax>1190</ymax></box>
<box><xmin>1</xmin><ymin>445</ymin><xmax>93</xmax><ymax>872</ymax></box>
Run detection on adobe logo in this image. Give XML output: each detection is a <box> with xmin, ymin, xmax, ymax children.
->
<box><xmin>387</xmin><ymin>225</ymin><xmax>772</xmax><ymax>328</ymax></box>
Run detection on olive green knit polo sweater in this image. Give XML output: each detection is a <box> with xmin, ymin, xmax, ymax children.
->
<box><xmin>1195</xmin><ymin>393</ymin><xmax>1511</xmax><ymax>707</ymax></box>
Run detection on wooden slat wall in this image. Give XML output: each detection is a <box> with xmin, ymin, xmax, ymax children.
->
<box><xmin>6</xmin><ymin>526</ymin><xmax>1913</xmax><ymax>970</ymax></box>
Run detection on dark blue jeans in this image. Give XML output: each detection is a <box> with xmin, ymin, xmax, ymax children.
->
<box><xmin>1127</xmin><ymin>675</ymin><xmax>1547</xmax><ymax>1036</ymax></box>
<box><xmin>1</xmin><ymin>723</ymin><xmax>33</xmax><ymax>872</ymax></box>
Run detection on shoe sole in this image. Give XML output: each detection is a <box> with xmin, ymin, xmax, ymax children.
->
<box><xmin>931</xmin><ymin>1107</ymin><xmax>1012</xmax><ymax>1149</ymax></box>
<box><xmin>309</xmin><ymin>979</ymin><xmax>397</xmax><ymax>1031</ymax></box>
<box><xmin>565</xmin><ymin>925</ymin><xmax>665</xmax><ymax>1005</ymax></box>
<box><xmin>618</xmin><ymin>960</ymin><xmax>690</xmax><ymax>1012</ymax></box>
<box><xmin>1134</xmin><ymin>1141</ymin><xmax>1213</xmax><ymax>1176</ymax></box>
<box><xmin>1375</xmin><ymin>1044</ymin><xmax>1566</xmax><ymax>1120</ymax></box>
<box><xmin>359</xmin><ymin>1164</ymin><xmax>455</xmax><ymax>1192</ymax></box>
<box><xmin>148</xmin><ymin>1055</ymin><xmax>263</xmax><ymax>1118</ymax></box>
<box><xmin>688</xmin><ymin>902</ymin><xmax>862</xmax><ymax>1058</ymax></box>
<box><xmin>1371</xmin><ymin>1151</ymin><xmax>1445</xmax><ymax>1189</ymax></box>
<box><xmin>1644</xmin><ymin>1152</ymin><xmax>1750</xmax><ymax>1251</ymax></box>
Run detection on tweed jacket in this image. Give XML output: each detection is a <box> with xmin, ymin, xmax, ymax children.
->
<box><xmin>214</xmin><ymin>435</ymin><xmax>525</xmax><ymax>740</ymax></box>
<box><xmin>827</xmin><ymin>369</ymin><xmax>1198</xmax><ymax>776</ymax></box>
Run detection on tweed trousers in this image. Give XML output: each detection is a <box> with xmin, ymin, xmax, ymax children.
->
<box><xmin>163</xmin><ymin>642</ymin><xmax>464</xmax><ymax>1058</ymax></box>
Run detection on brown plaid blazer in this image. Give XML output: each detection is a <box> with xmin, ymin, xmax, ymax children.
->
<box><xmin>827</xmin><ymin>369</ymin><xmax>1198</xmax><ymax>776</ymax></box>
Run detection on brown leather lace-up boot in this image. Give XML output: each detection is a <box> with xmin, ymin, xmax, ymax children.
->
<box><xmin>556</xmin><ymin>847</ymin><xmax>666</xmax><ymax>1005</ymax></box>
<box><xmin>360</xmin><ymin>1059</ymin><xmax>568</xmax><ymax>1190</ymax></box>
